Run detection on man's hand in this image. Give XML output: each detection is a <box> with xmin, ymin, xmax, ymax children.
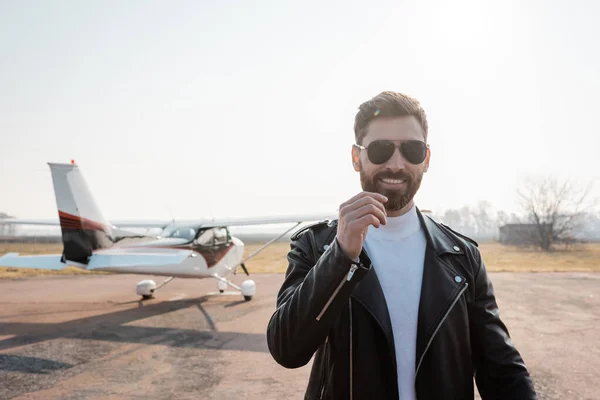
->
<box><xmin>336</xmin><ymin>192</ymin><xmax>388</xmax><ymax>260</ymax></box>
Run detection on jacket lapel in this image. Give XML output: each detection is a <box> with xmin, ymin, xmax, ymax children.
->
<box><xmin>351</xmin><ymin>264</ymin><xmax>395</xmax><ymax>357</ymax></box>
<box><xmin>415</xmin><ymin>211</ymin><xmax>467</xmax><ymax>372</ymax></box>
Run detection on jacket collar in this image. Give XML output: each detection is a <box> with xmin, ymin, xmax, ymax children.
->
<box><xmin>350</xmin><ymin>207</ymin><xmax>468</xmax><ymax>373</ymax></box>
<box><xmin>419</xmin><ymin>210</ymin><xmax>464</xmax><ymax>256</ymax></box>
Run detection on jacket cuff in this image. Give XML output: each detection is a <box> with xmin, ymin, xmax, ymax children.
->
<box><xmin>330</xmin><ymin>237</ymin><xmax>370</xmax><ymax>274</ymax></box>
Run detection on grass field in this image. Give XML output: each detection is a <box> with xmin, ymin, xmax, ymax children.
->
<box><xmin>1</xmin><ymin>241</ymin><xmax>599</xmax><ymax>278</ymax></box>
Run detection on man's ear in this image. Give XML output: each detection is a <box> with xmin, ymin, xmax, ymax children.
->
<box><xmin>424</xmin><ymin>147</ymin><xmax>431</xmax><ymax>172</ymax></box>
<box><xmin>352</xmin><ymin>145</ymin><xmax>361</xmax><ymax>172</ymax></box>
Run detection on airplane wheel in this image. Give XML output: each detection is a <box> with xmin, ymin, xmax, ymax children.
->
<box><xmin>219</xmin><ymin>290</ymin><xmax>224</xmax><ymax>293</ymax></box>
<box><xmin>241</xmin><ymin>280</ymin><xmax>255</xmax><ymax>301</ymax></box>
<box><xmin>137</xmin><ymin>280</ymin><xmax>156</xmax><ymax>300</ymax></box>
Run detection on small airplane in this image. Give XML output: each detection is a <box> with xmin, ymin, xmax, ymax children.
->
<box><xmin>0</xmin><ymin>161</ymin><xmax>336</xmax><ymax>301</ymax></box>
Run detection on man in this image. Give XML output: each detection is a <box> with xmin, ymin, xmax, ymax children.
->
<box><xmin>266</xmin><ymin>91</ymin><xmax>536</xmax><ymax>399</ymax></box>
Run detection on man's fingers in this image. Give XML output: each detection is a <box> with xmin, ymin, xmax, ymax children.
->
<box><xmin>352</xmin><ymin>214</ymin><xmax>382</xmax><ymax>230</ymax></box>
<box><xmin>336</xmin><ymin>192</ymin><xmax>388</xmax><ymax>259</ymax></box>
<box><xmin>349</xmin><ymin>196</ymin><xmax>387</xmax><ymax>216</ymax></box>
<box><xmin>340</xmin><ymin>195</ymin><xmax>387</xmax><ymax>219</ymax></box>
<box><xmin>339</xmin><ymin>191</ymin><xmax>387</xmax><ymax>211</ymax></box>
<box><xmin>346</xmin><ymin>203</ymin><xmax>387</xmax><ymax>226</ymax></box>
<box><xmin>365</xmin><ymin>191</ymin><xmax>388</xmax><ymax>203</ymax></box>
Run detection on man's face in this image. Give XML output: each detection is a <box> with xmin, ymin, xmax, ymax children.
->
<box><xmin>352</xmin><ymin>116</ymin><xmax>430</xmax><ymax>214</ymax></box>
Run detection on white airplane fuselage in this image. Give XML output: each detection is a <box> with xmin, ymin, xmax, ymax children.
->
<box><xmin>88</xmin><ymin>235</ymin><xmax>246</xmax><ymax>279</ymax></box>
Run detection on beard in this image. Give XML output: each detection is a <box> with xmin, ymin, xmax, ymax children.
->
<box><xmin>359</xmin><ymin>165</ymin><xmax>423</xmax><ymax>212</ymax></box>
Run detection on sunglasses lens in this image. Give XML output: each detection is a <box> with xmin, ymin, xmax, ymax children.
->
<box><xmin>401</xmin><ymin>140</ymin><xmax>427</xmax><ymax>164</ymax></box>
<box><xmin>367</xmin><ymin>141</ymin><xmax>395</xmax><ymax>164</ymax></box>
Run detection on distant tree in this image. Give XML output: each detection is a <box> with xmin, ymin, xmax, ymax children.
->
<box><xmin>496</xmin><ymin>211</ymin><xmax>508</xmax><ymax>227</ymax></box>
<box><xmin>436</xmin><ymin>203</ymin><xmax>497</xmax><ymax>241</ymax></box>
<box><xmin>442</xmin><ymin>209</ymin><xmax>462</xmax><ymax>230</ymax></box>
<box><xmin>517</xmin><ymin>175</ymin><xmax>595</xmax><ymax>251</ymax></box>
<box><xmin>496</xmin><ymin>210</ymin><xmax>521</xmax><ymax>226</ymax></box>
<box><xmin>473</xmin><ymin>201</ymin><xmax>494</xmax><ymax>238</ymax></box>
<box><xmin>458</xmin><ymin>206</ymin><xmax>475</xmax><ymax>236</ymax></box>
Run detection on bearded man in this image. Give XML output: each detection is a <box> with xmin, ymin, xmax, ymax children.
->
<box><xmin>266</xmin><ymin>91</ymin><xmax>536</xmax><ymax>399</ymax></box>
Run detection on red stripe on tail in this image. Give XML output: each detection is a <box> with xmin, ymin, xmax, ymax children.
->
<box><xmin>58</xmin><ymin>211</ymin><xmax>109</xmax><ymax>232</ymax></box>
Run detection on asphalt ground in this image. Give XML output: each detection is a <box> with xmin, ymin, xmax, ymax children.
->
<box><xmin>0</xmin><ymin>272</ymin><xmax>598</xmax><ymax>399</ymax></box>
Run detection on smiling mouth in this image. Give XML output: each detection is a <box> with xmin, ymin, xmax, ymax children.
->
<box><xmin>380</xmin><ymin>178</ymin><xmax>406</xmax><ymax>184</ymax></box>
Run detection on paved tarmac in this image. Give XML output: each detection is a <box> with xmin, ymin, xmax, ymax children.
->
<box><xmin>0</xmin><ymin>272</ymin><xmax>598</xmax><ymax>399</ymax></box>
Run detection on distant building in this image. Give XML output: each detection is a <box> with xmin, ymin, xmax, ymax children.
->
<box><xmin>0</xmin><ymin>212</ymin><xmax>16</xmax><ymax>237</ymax></box>
<box><xmin>498</xmin><ymin>223</ymin><xmax>544</xmax><ymax>245</ymax></box>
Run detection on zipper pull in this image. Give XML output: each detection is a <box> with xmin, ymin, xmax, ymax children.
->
<box><xmin>347</xmin><ymin>264</ymin><xmax>358</xmax><ymax>281</ymax></box>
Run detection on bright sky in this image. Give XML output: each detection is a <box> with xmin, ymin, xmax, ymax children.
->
<box><xmin>1</xmin><ymin>0</ymin><xmax>598</xmax><ymax>223</ymax></box>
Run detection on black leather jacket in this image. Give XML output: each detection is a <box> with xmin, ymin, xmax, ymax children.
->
<box><xmin>266</xmin><ymin>208</ymin><xmax>536</xmax><ymax>399</ymax></box>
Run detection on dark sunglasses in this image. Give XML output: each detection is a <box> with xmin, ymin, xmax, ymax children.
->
<box><xmin>354</xmin><ymin>140</ymin><xmax>429</xmax><ymax>165</ymax></box>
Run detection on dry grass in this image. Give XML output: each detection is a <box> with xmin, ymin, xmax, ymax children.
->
<box><xmin>476</xmin><ymin>242</ymin><xmax>600</xmax><ymax>272</ymax></box>
<box><xmin>0</xmin><ymin>242</ymin><xmax>64</xmax><ymax>255</ymax></box>
<box><xmin>2</xmin><ymin>241</ymin><xmax>599</xmax><ymax>278</ymax></box>
<box><xmin>243</xmin><ymin>242</ymin><xmax>294</xmax><ymax>274</ymax></box>
<box><xmin>0</xmin><ymin>265</ymin><xmax>108</xmax><ymax>278</ymax></box>
<box><xmin>242</xmin><ymin>241</ymin><xmax>600</xmax><ymax>274</ymax></box>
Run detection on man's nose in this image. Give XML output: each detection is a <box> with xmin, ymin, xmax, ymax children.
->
<box><xmin>385</xmin><ymin>147</ymin><xmax>406</xmax><ymax>170</ymax></box>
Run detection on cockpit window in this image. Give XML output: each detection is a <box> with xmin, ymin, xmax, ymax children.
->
<box><xmin>214</xmin><ymin>227</ymin><xmax>228</xmax><ymax>245</ymax></box>
<box><xmin>162</xmin><ymin>226</ymin><xmax>198</xmax><ymax>241</ymax></box>
<box><xmin>162</xmin><ymin>226</ymin><xmax>229</xmax><ymax>245</ymax></box>
<box><xmin>195</xmin><ymin>229</ymin><xmax>215</xmax><ymax>246</ymax></box>
<box><xmin>195</xmin><ymin>227</ymin><xmax>230</xmax><ymax>246</ymax></box>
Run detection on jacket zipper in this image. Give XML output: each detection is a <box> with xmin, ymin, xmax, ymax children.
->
<box><xmin>414</xmin><ymin>282</ymin><xmax>468</xmax><ymax>379</ymax></box>
<box><xmin>316</xmin><ymin>264</ymin><xmax>358</xmax><ymax>321</ymax></box>
<box><xmin>349</xmin><ymin>298</ymin><xmax>353</xmax><ymax>400</ymax></box>
<box><xmin>319</xmin><ymin>336</ymin><xmax>329</xmax><ymax>399</ymax></box>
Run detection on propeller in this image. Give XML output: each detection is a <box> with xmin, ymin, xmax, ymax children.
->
<box><xmin>240</xmin><ymin>262</ymin><xmax>249</xmax><ymax>276</ymax></box>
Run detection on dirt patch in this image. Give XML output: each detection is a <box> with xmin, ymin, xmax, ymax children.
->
<box><xmin>0</xmin><ymin>272</ymin><xmax>598</xmax><ymax>399</ymax></box>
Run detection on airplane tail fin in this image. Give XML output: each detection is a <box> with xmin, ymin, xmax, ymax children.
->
<box><xmin>48</xmin><ymin>162</ymin><xmax>115</xmax><ymax>264</ymax></box>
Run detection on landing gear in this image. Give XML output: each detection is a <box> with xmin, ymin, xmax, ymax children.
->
<box><xmin>214</xmin><ymin>275</ymin><xmax>256</xmax><ymax>301</ymax></box>
<box><xmin>136</xmin><ymin>280</ymin><xmax>156</xmax><ymax>299</ymax></box>
<box><xmin>217</xmin><ymin>280</ymin><xmax>228</xmax><ymax>293</ymax></box>
<box><xmin>241</xmin><ymin>280</ymin><xmax>256</xmax><ymax>301</ymax></box>
<box><xmin>136</xmin><ymin>277</ymin><xmax>174</xmax><ymax>300</ymax></box>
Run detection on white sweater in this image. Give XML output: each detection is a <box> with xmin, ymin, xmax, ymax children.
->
<box><xmin>363</xmin><ymin>204</ymin><xmax>426</xmax><ymax>400</ymax></box>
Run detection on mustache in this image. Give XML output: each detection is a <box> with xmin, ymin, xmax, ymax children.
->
<box><xmin>374</xmin><ymin>170</ymin><xmax>412</xmax><ymax>181</ymax></box>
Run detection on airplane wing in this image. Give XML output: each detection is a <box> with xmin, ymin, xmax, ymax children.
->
<box><xmin>109</xmin><ymin>220</ymin><xmax>173</xmax><ymax>228</ymax></box>
<box><xmin>0</xmin><ymin>217</ymin><xmax>173</xmax><ymax>229</ymax></box>
<box><xmin>190</xmin><ymin>212</ymin><xmax>337</xmax><ymax>227</ymax></box>
<box><xmin>1</xmin><ymin>213</ymin><xmax>337</xmax><ymax>229</ymax></box>
<box><xmin>1</xmin><ymin>218</ymin><xmax>61</xmax><ymax>226</ymax></box>
<box><xmin>107</xmin><ymin>213</ymin><xmax>338</xmax><ymax>229</ymax></box>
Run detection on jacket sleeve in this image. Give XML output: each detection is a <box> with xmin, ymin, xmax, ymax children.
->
<box><xmin>470</xmin><ymin>249</ymin><xmax>537</xmax><ymax>399</ymax></box>
<box><xmin>266</xmin><ymin>234</ymin><xmax>370</xmax><ymax>369</ymax></box>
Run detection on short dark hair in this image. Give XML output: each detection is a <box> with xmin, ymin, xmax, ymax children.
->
<box><xmin>354</xmin><ymin>91</ymin><xmax>428</xmax><ymax>145</ymax></box>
